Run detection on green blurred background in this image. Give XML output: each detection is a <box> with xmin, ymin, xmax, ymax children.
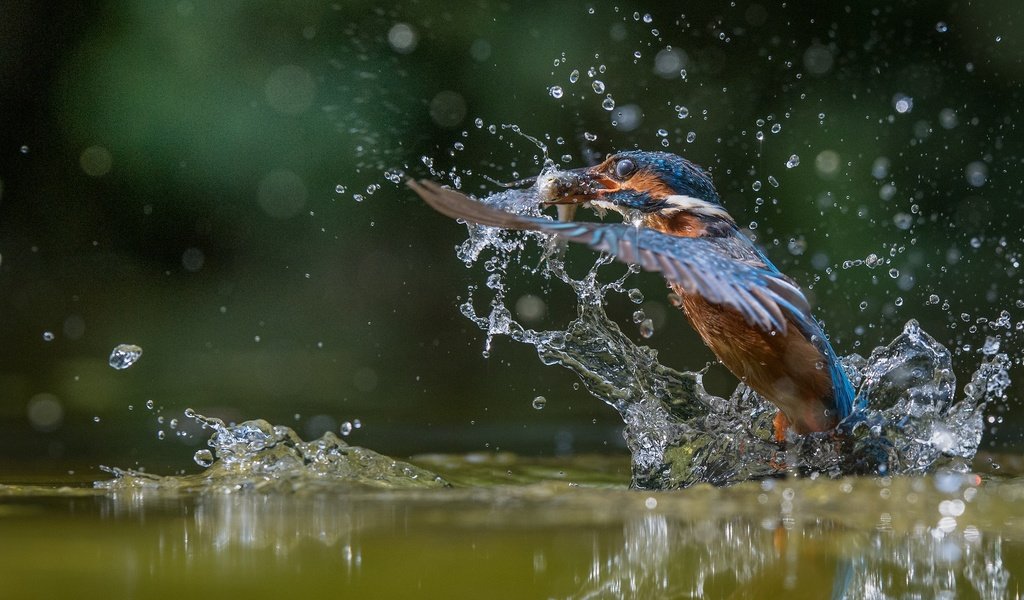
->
<box><xmin>1</xmin><ymin>0</ymin><xmax>1021</xmax><ymax>474</ymax></box>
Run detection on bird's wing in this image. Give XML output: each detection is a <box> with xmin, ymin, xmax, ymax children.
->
<box><xmin>410</xmin><ymin>179</ymin><xmax>812</xmax><ymax>334</ymax></box>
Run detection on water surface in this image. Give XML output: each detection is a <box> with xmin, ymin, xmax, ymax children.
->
<box><xmin>1</xmin><ymin>448</ymin><xmax>1021</xmax><ymax>599</ymax></box>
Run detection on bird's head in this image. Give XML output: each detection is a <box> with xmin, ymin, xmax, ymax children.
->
<box><xmin>540</xmin><ymin>151</ymin><xmax>734</xmax><ymax>234</ymax></box>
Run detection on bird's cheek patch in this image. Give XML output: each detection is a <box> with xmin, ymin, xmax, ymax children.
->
<box><xmin>625</xmin><ymin>170</ymin><xmax>676</xmax><ymax>200</ymax></box>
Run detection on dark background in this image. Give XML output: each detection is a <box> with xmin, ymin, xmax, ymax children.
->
<box><xmin>1</xmin><ymin>0</ymin><xmax>1021</xmax><ymax>474</ymax></box>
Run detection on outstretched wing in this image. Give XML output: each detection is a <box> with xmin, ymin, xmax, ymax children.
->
<box><xmin>410</xmin><ymin>179</ymin><xmax>815</xmax><ymax>335</ymax></box>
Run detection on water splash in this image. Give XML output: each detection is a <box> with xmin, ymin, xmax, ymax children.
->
<box><xmin>454</xmin><ymin>184</ymin><xmax>1011</xmax><ymax>489</ymax></box>
<box><xmin>97</xmin><ymin>411</ymin><xmax>448</xmax><ymax>492</ymax></box>
<box><xmin>108</xmin><ymin>344</ymin><xmax>143</xmax><ymax>370</ymax></box>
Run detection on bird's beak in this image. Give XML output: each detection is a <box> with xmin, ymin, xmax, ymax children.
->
<box><xmin>538</xmin><ymin>166</ymin><xmax>619</xmax><ymax>206</ymax></box>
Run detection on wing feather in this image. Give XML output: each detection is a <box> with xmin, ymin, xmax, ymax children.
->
<box><xmin>411</xmin><ymin>180</ymin><xmax>808</xmax><ymax>335</ymax></box>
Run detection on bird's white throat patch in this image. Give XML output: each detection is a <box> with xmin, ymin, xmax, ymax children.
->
<box><xmin>662</xmin><ymin>195</ymin><xmax>734</xmax><ymax>222</ymax></box>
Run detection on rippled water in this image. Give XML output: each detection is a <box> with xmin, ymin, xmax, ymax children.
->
<box><xmin>455</xmin><ymin>183</ymin><xmax>1012</xmax><ymax>489</ymax></box>
<box><xmin>1</xmin><ymin>445</ymin><xmax>1021</xmax><ymax>598</ymax></box>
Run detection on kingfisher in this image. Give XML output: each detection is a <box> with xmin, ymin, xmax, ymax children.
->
<box><xmin>409</xmin><ymin>150</ymin><xmax>856</xmax><ymax>440</ymax></box>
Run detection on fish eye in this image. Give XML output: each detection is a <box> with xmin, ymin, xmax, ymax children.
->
<box><xmin>613</xmin><ymin>158</ymin><xmax>636</xmax><ymax>179</ymax></box>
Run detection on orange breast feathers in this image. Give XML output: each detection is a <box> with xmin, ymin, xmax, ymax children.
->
<box><xmin>640</xmin><ymin>206</ymin><xmax>837</xmax><ymax>436</ymax></box>
<box><xmin>644</xmin><ymin>210</ymin><xmax>707</xmax><ymax>238</ymax></box>
<box><xmin>677</xmin><ymin>290</ymin><xmax>837</xmax><ymax>435</ymax></box>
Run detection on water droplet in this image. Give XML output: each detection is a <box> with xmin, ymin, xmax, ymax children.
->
<box><xmin>936</xmin><ymin>21</ymin><xmax>948</xmax><ymax>33</ymax></box>
<box><xmin>767</xmin><ymin>176</ymin><xmax>779</xmax><ymax>188</ymax></box>
<box><xmin>871</xmin><ymin>157</ymin><xmax>891</xmax><ymax>180</ymax></box>
<box><xmin>685</xmin><ymin>131</ymin><xmax>696</xmax><ymax>143</ymax></box>
<box><xmin>549</xmin><ymin>86</ymin><xmax>563</xmax><ymax>99</ymax></box>
<box><xmin>532</xmin><ymin>396</ymin><xmax>547</xmax><ymax>410</ymax></box>
<box><xmin>157</xmin><ymin>430</ymin><xmax>165</xmax><ymax>440</ymax></box>
<box><xmin>786</xmin><ymin>155</ymin><xmax>800</xmax><ymax>168</ymax></box>
<box><xmin>340</xmin><ymin>421</ymin><xmax>353</xmax><ymax>435</ymax></box>
<box><xmin>982</xmin><ymin>336</ymin><xmax>1000</xmax><ymax>355</ymax></box>
<box><xmin>893</xmin><ymin>93</ymin><xmax>913</xmax><ymax>114</ymax></box>
<box><xmin>628</xmin><ymin>288</ymin><xmax>644</xmax><ymax>304</ymax></box>
<box><xmin>638</xmin><ymin>319</ymin><xmax>654</xmax><ymax>338</ymax></box>
<box><xmin>888</xmin><ymin>268</ymin><xmax>900</xmax><ymax>279</ymax></box>
<box><xmin>146</xmin><ymin>399</ymin><xmax>155</xmax><ymax>410</ymax></box>
<box><xmin>193</xmin><ymin>449</ymin><xmax>214</xmax><ymax>468</ymax></box>
<box><xmin>752</xmin><ymin>180</ymin><xmax>762</xmax><ymax>191</ymax></box>
<box><xmin>109</xmin><ymin>344</ymin><xmax>143</xmax><ymax>370</ymax></box>
<box><xmin>592</xmin><ymin>80</ymin><xmax>605</xmax><ymax>94</ymax></box>
<box><xmin>584</xmin><ymin>131</ymin><xmax>598</xmax><ymax>142</ymax></box>
<box><xmin>859</xmin><ymin>301</ymin><xmax>868</xmax><ymax>311</ymax></box>
<box><xmin>939</xmin><ymin>108</ymin><xmax>958</xmax><ymax>129</ymax></box>
<box><xmin>601</xmin><ymin>96</ymin><xmax>615</xmax><ymax>111</ymax></box>
<box><xmin>569</xmin><ymin>69</ymin><xmax>579</xmax><ymax>83</ymax></box>
<box><xmin>755</xmin><ymin>131</ymin><xmax>764</xmax><ymax>141</ymax></box>
<box><xmin>42</xmin><ymin>331</ymin><xmax>54</xmax><ymax>342</ymax></box>
<box><xmin>965</xmin><ymin>161</ymin><xmax>988</xmax><ymax>187</ymax></box>
<box><xmin>19</xmin><ymin>145</ymin><xmax>28</xmax><ymax>154</ymax></box>
<box><xmin>771</xmin><ymin>123</ymin><xmax>782</xmax><ymax>134</ymax></box>
<box><xmin>893</xmin><ymin>212</ymin><xmax>913</xmax><ymax>230</ymax></box>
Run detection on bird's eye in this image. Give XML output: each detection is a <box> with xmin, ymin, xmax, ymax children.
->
<box><xmin>613</xmin><ymin>158</ymin><xmax>636</xmax><ymax>179</ymax></box>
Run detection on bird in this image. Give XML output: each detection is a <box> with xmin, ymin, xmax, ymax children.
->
<box><xmin>408</xmin><ymin>150</ymin><xmax>856</xmax><ymax>441</ymax></box>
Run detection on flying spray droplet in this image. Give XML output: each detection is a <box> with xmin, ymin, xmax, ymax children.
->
<box><xmin>109</xmin><ymin>344</ymin><xmax>143</xmax><ymax>370</ymax></box>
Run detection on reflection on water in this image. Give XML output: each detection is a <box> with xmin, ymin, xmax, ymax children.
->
<box><xmin>455</xmin><ymin>184</ymin><xmax>1012</xmax><ymax>489</ymax></box>
<box><xmin>2</xmin><ymin>464</ymin><xmax>1019</xmax><ymax>598</ymax></box>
